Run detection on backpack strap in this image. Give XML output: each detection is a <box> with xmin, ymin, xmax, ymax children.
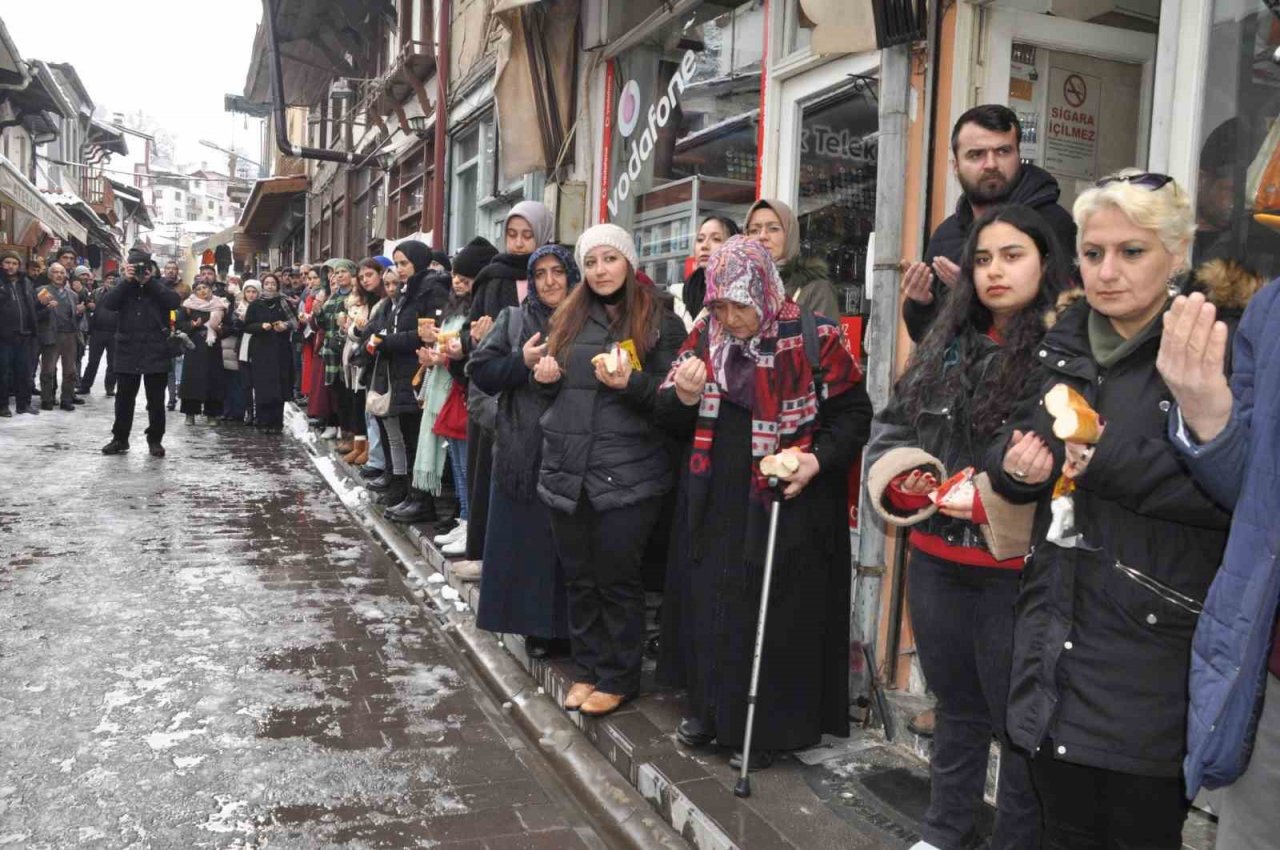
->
<box><xmin>799</xmin><ymin>306</ymin><xmax>826</xmax><ymax>400</ymax></box>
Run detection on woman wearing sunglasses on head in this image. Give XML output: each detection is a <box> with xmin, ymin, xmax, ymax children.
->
<box><xmin>982</xmin><ymin>170</ymin><xmax>1232</xmax><ymax>848</ymax></box>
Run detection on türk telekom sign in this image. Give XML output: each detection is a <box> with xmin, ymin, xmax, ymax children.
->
<box><xmin>606</xmin><ymin>49</ymin><xmax>698</xmax><ymax>219</ymax></box>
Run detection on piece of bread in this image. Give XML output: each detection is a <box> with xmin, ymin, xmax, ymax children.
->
<box><xmin>759</xmin><ymin>449</ymin><xmax>801</xmax><ymax>478</ymax></box>
<box><xmin>591</xmin><ymin>349</ymin><xmax>620</xmax><ymax>375</ymax></box>
<box><xmin>1044</xmin><ymin>383</ymin><xmax>1103</xmax><ymax>443</ymax></box>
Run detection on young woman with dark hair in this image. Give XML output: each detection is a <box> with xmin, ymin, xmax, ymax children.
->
<box><xmin>865</xmin><ymin>204</ymin><xmax>1074</xmax><ymax>850</ymax></box>
<box><xmin>532</xmin><ymin>224</ymin><xmax>688</xmax><ymax>717</ymax></box>
<box><xmin>671</xmin><ymin>214</ymin><xmax>740</xmax><ymax>329</ymax></box>
<box><xmin>242</xmin><ymin>274</ymin><xmax>296</xmax><ymax>434</ymax></box>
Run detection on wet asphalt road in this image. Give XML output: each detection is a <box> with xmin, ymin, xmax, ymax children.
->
<box><xmin>0</xmin><ymin>387</ymin><xmax>609</xmax><ymax>849</ymax></box>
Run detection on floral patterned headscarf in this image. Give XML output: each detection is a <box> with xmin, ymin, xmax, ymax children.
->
<box><xmin>703</xmin><ymin>235</ymin><xmax>786</xmax><ymax>390</ymax></box>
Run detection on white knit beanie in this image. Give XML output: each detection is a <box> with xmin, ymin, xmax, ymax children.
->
<box><xmin>575</xmin><ymin>223</ymin><xmax>639</xmax><ymax>272</ymax></box>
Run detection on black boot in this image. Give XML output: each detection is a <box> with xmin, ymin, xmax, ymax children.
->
<box><xmin>388</xmin><ymin>490</ymin><xmax>436</xmax><ymax>523</ymax></box>
<box><xmin>101</xmin><ymin>439</ymin><xmax>130</xmax><ymax>455</ymax></box>
<box><xmin>374</xmin><ymin>474</ymin><xmax>409</xmax><ymax>507</ymax></box>
<box><xmin>365</xmin><ymin>473</ymin><xmax>392</xmax><ymax>492</ymax></box>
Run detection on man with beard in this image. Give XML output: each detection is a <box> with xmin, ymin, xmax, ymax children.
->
<box><xmin>100</xmin><ymin>250</ymin><xmax>181</xmax><ymax>457</ymax></box>
<box><xmin>0</xmin><ymin>250</ymin><xmax>39</xmax><ymax>416</ymax></box>
<box><xmin>901</xmin><ymin>105</ymin><xmax>1076</xmax><ymax>341</ymax></box>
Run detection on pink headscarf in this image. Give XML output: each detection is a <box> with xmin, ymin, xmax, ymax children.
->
<box><xmin>702</xmin><ymin>235</ymin><xmax>786</xmax><ymax>387</ymax></box>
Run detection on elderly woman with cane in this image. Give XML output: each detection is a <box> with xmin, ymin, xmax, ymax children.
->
<box><xmin>654</xmin><ymin>235</ymin><xmax>872</xmax><ymax>770</ymax></box>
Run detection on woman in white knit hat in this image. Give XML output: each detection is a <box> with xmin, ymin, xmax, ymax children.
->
<box><xmin>532</xmin><ymin>223</ymin><xmax>689</xmax><ymax>717</ymax></box>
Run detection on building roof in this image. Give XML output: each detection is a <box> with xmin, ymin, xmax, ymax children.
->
<box><xmin>47</xmin><ymin>62</ymin><xmax>93</xmax><ymax>112</ymax></box>
<box><xmin>238</xmin><ymin>174</ymin><xmax>308</xmax><ymax>234</ymax></box>
<box><xmin>0</xmin><ymin>18</ymin><xmax>28</xmax><ymax>88</ymax></box>
<box><xmin>28</xmin><ymin>61</ymin><xmax>76</xmax><ymax>118</ymax></box>
<box><xmin>88</xmin><ymin>119</ymin><xmax>128</xmax><ymax>157</ymax></box>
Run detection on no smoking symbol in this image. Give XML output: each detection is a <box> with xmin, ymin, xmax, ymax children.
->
<box><xmin>1064</xmin><ymin>74</ymin><xmax>1087</xmax><ymax>108</ymax></box>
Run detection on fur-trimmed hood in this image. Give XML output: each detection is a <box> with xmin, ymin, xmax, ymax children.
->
<box><xmin>1193</xmin><ymin>258</ymin><xmax>1265</xmax><ymax>313</ymax></box>
<box><xmin>778</xmin><ymin>254</ymin><xmax>829</xmax><ymax>295</ymax></box>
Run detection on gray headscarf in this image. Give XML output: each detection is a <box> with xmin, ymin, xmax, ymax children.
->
<box><xmin>504</xmin><ymin>201</ymin><xmax>554</xmax><ymax>249</ymax></box>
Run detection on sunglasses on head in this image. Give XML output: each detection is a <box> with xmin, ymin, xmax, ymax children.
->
<box><xmin>1096</xmin><ymin>172</ymin><xmax>1174</xmax><ymax>191</ymax></box>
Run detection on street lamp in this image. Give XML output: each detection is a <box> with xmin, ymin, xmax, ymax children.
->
<box><xmin>406</xmin><ymin>115</ymin><xmax>430</xmax><ymax>138</ymax></box>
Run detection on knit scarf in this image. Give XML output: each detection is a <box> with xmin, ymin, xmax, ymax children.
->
<box><xmin>182</xmin><ymin>293</ymin><xmax>228</xmax><ymax>345</ymax></box>
<box><xmin>411</xmin><ymin>313</ymin><xmax>467</xmax><ymax>495</ymax></box>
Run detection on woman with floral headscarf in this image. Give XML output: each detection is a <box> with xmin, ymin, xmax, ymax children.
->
<box><xmin>467</xmin><ymin>244</ymin><xmax>580</xmax><ymax>654</ymax></box>
<box><xmin>655</xmin><ymin>235</ymin><xmax>872</xmax><ymax>768</ymax></box>
<box><xmin>177</xmin><ymin>278</ymin><xmax>230</xmax><ymax>425</ymax></box>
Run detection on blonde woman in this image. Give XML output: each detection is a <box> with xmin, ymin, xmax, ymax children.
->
<box><xmin>984</xmin><ymin>171</ymin><xmax>1232</xmax><ymax>847</ymax></box>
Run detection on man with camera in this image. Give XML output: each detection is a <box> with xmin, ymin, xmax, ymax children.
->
<box><xmin>100</xmin><ymin>249</ymin><xmax>181</xmax><ymax>457</ymax></box>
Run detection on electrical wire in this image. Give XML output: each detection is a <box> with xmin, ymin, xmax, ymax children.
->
<box><xmin>36</xmin><ymin>155</ymin><xmax>255</xmax><ymax>184</ymax></box>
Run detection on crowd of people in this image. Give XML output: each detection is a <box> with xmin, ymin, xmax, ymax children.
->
<box><xmin>3</xmin><ymin>101</ymin><xmax>1277</xmax><ymax>850</ymax></box>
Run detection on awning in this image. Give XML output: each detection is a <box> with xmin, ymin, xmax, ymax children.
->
<box><xmin>191</xmin><ymin>224</ymin><xmax>239</xmax><ymax>256</ymax></box>
<box><xmin>88</xmin><ymin>119</ymin><xmax>128</xmax><ymax>157</ymax></box>
<box><xmin>0</xmin><ymin>155</ymin><xmax>87</xmax><ymax>243</ymax></box>
<box><xmin>494</xmin><ymin>0</ymin><xmax>578</xmax><ymax>181</ymax></box>
<box><xmin>238</xmin><ymin>174</ymin><xmax>308</xmax><ymax>235</ymax></box>
<box><xmin>107</xmin><ymin>178</ymin><xmax>152</xmax><ymax>229</ymax></box>
<box><xmin>45</xmin><ymin>189</ymin><xmax>120</xmax><ymax>254</ymax></box>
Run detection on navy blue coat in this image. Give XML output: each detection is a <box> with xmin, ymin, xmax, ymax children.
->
<box><xmin>1178</xmin><ymin>280</ymin><xmax>1280</xmax><ymax>795</ymax></box>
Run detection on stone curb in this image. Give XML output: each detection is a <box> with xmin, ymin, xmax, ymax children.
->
<box><xmin>287</xmin><ymin>409</ymin><xmax>689</xmax><ymax>850</ymax></box>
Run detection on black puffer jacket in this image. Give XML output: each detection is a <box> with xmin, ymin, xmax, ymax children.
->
<box><xmin>87</xmin><ymin>286</ymin><xmax>119</xmax><ymax>335</ymax></box>
<box><xmin>100</xmin><ymin>275</ymin><xmax>181</xmax><ymax>375</ymax></box>
<box><xmin>0</xmin><ymin>273</ymin><xmax>37</xmax><ymax>340</ymax></box>
<box><xmin>538</xmin><ymin>300</ymin><xmax>687</xmax><ymax>513</ymax></box>
<box><xmin>375</xmin><ymin>270</ymin><xmax>435</xmax><ymax>416</ymax></box>
<box><xmin>983</xmin><ymin>300</ymin><xmax>1230</xmax><ymax>777</ymax></box>
<box><xmin>905</xmin><ymin>164</ymin><xmax>1077</xmax><ymax>341</ymax></box>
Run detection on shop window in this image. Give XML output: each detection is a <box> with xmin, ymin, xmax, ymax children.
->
<box><xmin>1193</xmin><ymin>4</ymin><xmax>1280</xmax><ymax>282</ymax></box>
<box><xmin>449</xmin><ymin>115</ymin><xmax>539</xmax><ymax>249</ymax></box>
<box><xmin>605</xmin><ymin>0</ymin><xmax>765</xmax><ymax>284</ymax></box>
<box><xmin>796</xmin><ymin>78</ymin><xmax>878</xmax><ymax>315</ymax></box>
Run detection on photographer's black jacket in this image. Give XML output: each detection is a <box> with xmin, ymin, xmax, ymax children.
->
<box><xmin>100</xmin><ymin>275</ymin><xmax>181</xmax><ymax>375</ymax></box>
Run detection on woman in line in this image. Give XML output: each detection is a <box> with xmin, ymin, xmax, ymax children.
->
<box><xmin>364</xmin><ymin>268</ymin><xmax>413</xmax><ymax>499</ymax></box>
<box><xmin>410</xmin><ymin>252</ymin><xmax>473</xmax><ymax>532</ymax></box>
<box><xmin>316</xmin><ymin>260</ymin><xmax>358</xmax><ymax>449</ymax></box>
<box><xmin>745</xmin><ymin>198</ymin><xmax>841</xmax><ymax>319</ymax></box>
<box><xmin>298</xmin><ymin>265</ymin><xmax>324</xmax><ymax>410</ymax></box>
<box><xmin>232</xmin><ymin>279</ymin><xmax>261</xmax><ymax>424</ymax></box>
<box><xmin>533</xmin><ymin>224</ymin><xmax>688</xmax><ymax>716</ymax></box>
<box><xmin>983</xmin><ymin>171</ymin><xmax>1232</xmax><ymax>848</ymax></box>
<box><xmin>670</xmin><ymin>214</ymin><xmax>740</xmax><ymax>330</ymax></box>
<box><xmin>177</xmin><ymin>278</ymin><xmax>229</xmax><ymax>425</ymax></box>
<box><xmin>864</xmin><ymin>206</ymin><xmax>1072</xmax><ymax>850</ymax></box>
<box><xmin>242</xmin><ymin>274</ymin><xmax>296</xmax><ymax>434</ymax></box>
<box><xmin>372</xmin><ymin>240</ymin><xmax>439</xmax><ymax>523</ymax></box>
<box><xmin>303</xmin><ymin>263</ymin><xmax>338</xmax><ymax>433</ymax></box>
<box><xmin>655</xmin><ymin>236</ymin><xmax>871</xmax><ymax>769</ymax></box>
<box><xmin>463</xmin><ymin>203</ymin><xmax>554</xmax><ymax>566</ymax></box>
<box><xmin>430</xmin><ymin>237</ymin><xmax>498</xmax><ymax>556</ymax></box>
<box><xmin>337</xmin><ymin>261</ymin><xmax>383</xmax><ymax>466</ymax></box>
<box><xmin>470</xmin><ymin>245</ymin><xmax>578</xmax><ymax>655</ymax></box>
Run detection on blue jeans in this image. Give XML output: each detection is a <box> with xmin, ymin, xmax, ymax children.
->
<box><xmin>448</xmin><ymin>438</ymin><xmax>469</xmax><ymax>520</ymax></box>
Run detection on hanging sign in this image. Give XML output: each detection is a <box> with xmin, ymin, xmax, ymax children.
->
<box><xmin>1044</xmin><ymin>68</ymin><xmax>1100</xmax><ymax>180</ymax></box>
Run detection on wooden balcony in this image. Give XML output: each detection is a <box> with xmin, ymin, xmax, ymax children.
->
<box><xmin>81</xmin><ymin>174</ymin><xmax>118</xmax><ymax>225</ymax></box>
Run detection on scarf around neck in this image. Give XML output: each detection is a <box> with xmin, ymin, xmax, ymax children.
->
<box><xmin>183</xmin><ymin>293</ymin><xmax>228</xmax><ymax>345</ymax></box>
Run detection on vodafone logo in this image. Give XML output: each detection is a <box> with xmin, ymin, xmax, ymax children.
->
<box><xmin>618</xmin><ymin>80</ymin><xmax>641</xmax><ymax>138</ymax></box>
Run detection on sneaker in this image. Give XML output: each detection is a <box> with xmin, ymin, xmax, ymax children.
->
<box><xmin>441</xmin><ymin>536</ymin><xmax>468</xmax><ymax>556</ymax></box>
<box><xmin>451</xmin><ymin>560</ymin><xmax>483</xmax><ymax>581</ymax></box>
<box><xmin>100</xmin><ymin>439</ymin><xmax>130</xmax><ymax>455</ymax></box>
<box><xmin>320</xmin><ymin>426</ymin><xmax>339</xmax><ymax>439</ymax></box>
<box><xmin>433</xmin><ymin>520</ymin><xmax>466</xmax><ymax>546</ymax></box>
<box><xmin>148</xmin><ymin>443</ymin><xmax>166</xmax><ymax>458</ymax></box>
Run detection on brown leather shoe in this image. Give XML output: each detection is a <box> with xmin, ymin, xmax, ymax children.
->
<box><xmin>579</xmin><ymin>690</ymin><xmax>627</xmax><ymax>716</ymax></box>
<box><xmin>336</xmin><ymin>440</ymin><xmax>354</xmax><ymax>454</ymax></box>
<box><xmin>563</xmin><ymin>682</ymin><xmax>596</xmax><ymax>711</ymax></box>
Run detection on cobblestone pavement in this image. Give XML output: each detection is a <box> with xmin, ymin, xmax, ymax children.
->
<box><xmin>0</xmin><ymin>392</ymin><xmax>610</xmax><ymax>849</ymax></box>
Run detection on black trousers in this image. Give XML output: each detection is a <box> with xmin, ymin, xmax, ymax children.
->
<box><xmin>257</xmin><ymin>400</ymin><xmax>284</xmax><ymax>427</ymax></box>
<box><xmin>399</xmin><ymin>409</ymin><xmax>423</xmax><ymax>470</ymax></box>
<box><xmin>908</xmin><ymin>550</ymin><xmax>1041</xmax><ymax>850</ymax></box>
<box><xmin>0</xmin><ymin>336</ymin><xmax>32</xmax><ymax>410</ymax></box>
<box><xmin>113</xmin><ymin>372</ymin><xmax>168</xmax><ymax>445</ymax></box>
<box><xmin>80</xmin><ymin>333</ymin><xmax>116</xmax><ymax>393</ymax></box>
<box><xmin>1031</xmin><ymin>748</ymin><xmax>1188</xmax><ymax>850</ymax></box>
<box><xmin>335</xmin><ymin>385</ymin><xmax>366</xmax><ymax>436</ymax></box>
<box><xmin>550</xmin><ymin>495</ymin><xmax>662</xmax><ymax>696</ymax></box>
<box><xmin>465</xmin><ymin>421</ymin><xmax>494</xmax><ymax>559</ymax></box>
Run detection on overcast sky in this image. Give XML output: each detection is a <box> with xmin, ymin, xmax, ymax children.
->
<box><xmin>2</xmin><ymin>1</ymin><xmax>266</xmax><ymax>167</ymax></box>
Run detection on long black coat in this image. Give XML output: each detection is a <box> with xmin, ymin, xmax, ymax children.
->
<box><xmin>537</xmin><ymin>300</ymin><xmax>687</xmax><ymax>514</ymax></box>
<box><xmin>177</xmin><ymin>308</ymin><xmax>226</xmax><ymax>402</ymax></box>
<box><xmin>243</xmin><ymin>298</ymin><xmax>295</xmax><ymax>405</ymax></box>
<box><xmin>99</xmin><ymin>276</ymin><xmax>180</xmax><ymax>375</ymax></box>
<box><xmin>983</xmin><ymin>300</ymin><xmax>1231</xmax><ymax>777</ymax></box>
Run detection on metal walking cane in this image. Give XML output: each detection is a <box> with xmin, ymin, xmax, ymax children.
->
<box><xmin>734</xmin><ymin>476</ymin><xmax>783</xmax><ymax>799</ymax></box>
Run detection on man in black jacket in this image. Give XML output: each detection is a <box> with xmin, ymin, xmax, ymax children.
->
<box><xmin>902</xmin><ymin>105</ymin><xmax>1077</xmax><ymax>341</ymax></box>
<box><xmin>78</xmin><ymin>274</ymin><xmax>118</xmax><ymax>396</ymax></box>
<box><xmin>0</xmin><ymin>250</ymin><xmax>39</xmax><ymax>416</ymax></box>
<box><xmin>101</xmin><ymin>250</ymin><xmax>181</xmax><ymax>457</ymax></box>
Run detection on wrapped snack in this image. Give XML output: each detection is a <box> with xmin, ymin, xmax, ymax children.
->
<box><xmin>1044</xmin><ymin>383</ymin><xmax>1103</xmax><ymax>443</ymax></box>
<box><xmin>930</xmin><ymin>466</ymin><xmax>976</xmax><ymax>509</ymax></box>
<box><xmin>436</xmin><ymin>329</ymin><xmax>459</xmax><ymax>345</ymax></box>
<box><xmin>591</xmin><ymin>347</ymin><xmax>622</xmax><ymax>375</ymax></box>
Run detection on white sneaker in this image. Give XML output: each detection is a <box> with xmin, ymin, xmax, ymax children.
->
<box><xmin>320</xmin><ymin>426</ymin><xmax>338</xmax><ymax>439</ymax></box>
<box><xmin>441</xmin><ymin>536</ymin><xmax>467</xmax><ymax>556</ymax></box>
<box><xmin>433</xmin><ymin>520</ymin><xmax>466</xmax><ymax>545</ymax></box>
<box><xmin>451</xmin><ymin>559</ymin><xmax>482</xmax><ymax>581</ymax></box>
<box><xmin>907</xmin><ymin>842</ymin><xmax>943</xmax><ymax>850</ymax></box>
